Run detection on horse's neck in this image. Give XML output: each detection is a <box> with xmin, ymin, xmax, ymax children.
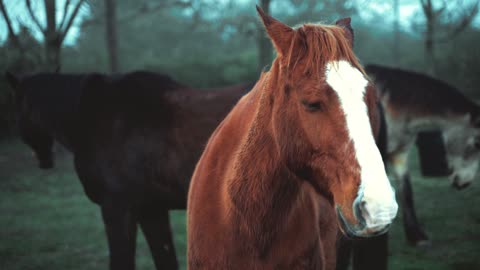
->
<box><xmin>35</xmin><ymin>75</ymin><xmax>85</xmax><ymax>150</ymax></box>
<box><xmin>227</xmin><ymin>76</ymin><xmax>301</xmax><ymax>242</ymax></box>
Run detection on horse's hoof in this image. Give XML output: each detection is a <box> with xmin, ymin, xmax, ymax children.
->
<box><xmin>414</xmin><ymin>239</ymin><xmax>432</xmax><ymax>248</ymax></box>
<box><xmin>406</xmin><ymin>229</ymin><xmax>430</xmax><ymax>247</ymax></box>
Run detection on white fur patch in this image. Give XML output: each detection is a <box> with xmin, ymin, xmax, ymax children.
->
<box><xmin>442</xmin><ymin>116</ymin><xmax>480</xmax><ymax>187</ymax></box>
<box><xmin>325</xmin><ymin>60</ymin><xmax>398</xmax><ymax>228</ymax></box>
<box><xmin>449</xmin><ymin>156</ymin><xmax>478</xmax><ymax>186</ymax></box>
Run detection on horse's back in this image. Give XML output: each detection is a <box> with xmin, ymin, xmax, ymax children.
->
<box><xmin>76</xmin><ymin>71</ymin><xmax>250</xmax><ymax>208</ymax></box>
<box><xmin>365</xmin><ymin>64</ymin><xmax>478</xmax><ymax>117</ymax></box>
<box><xmin>75</xmin><ymin>71</ymin><xmax>191</xmax><ymax>207</ymax></box>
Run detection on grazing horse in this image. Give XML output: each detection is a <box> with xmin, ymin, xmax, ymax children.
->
<box><xmin>6</xmin><ymin>70</ymin><xmax>254</xmax><ymax>270</ymax></box>
<box><xmin>366</xmin><ymin>64</ymin><xmax>480</xmax><ymax>246</ymax></box>
<box><xmin>187</xmin><ymin>7</ymin><xmax>398</xmax><ymax>270</ymax></box>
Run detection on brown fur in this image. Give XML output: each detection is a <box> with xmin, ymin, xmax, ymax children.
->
<box><xmin>187</xmin><ymin>8</ymin><xmax>379</xmax><ymax>270</ymax></box>
<box><xmin>365</xmin><ymin>64</ymin><xmax>480</xmax><ymax>120</ymax></box>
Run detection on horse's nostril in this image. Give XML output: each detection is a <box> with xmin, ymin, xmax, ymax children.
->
<box><xmin>354</xmin><ymin>201</ymin><xmax>368</xmax><ymax>226</ymax></box>
<box><xmin>360</xmin><ymin>201</ymin><xmax>367</xmax><ymax>212</ymax></box>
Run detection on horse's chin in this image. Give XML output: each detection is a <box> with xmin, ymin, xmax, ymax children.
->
<box><xmin>336</xmin><ymin>206</ymin><xmax>389</xmax><ymax>239</ymax></box>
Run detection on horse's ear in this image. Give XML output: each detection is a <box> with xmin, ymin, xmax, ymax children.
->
<box><xmin>335</xmin><ymin>17</ymin><xmax>354</xmax><ymax>48</ymax></box>
<box><xmin>5</xmin><ymin>71</ymin><xmax>20</xmax><ymax>90</ymax></box>
<box><xmin>256</xmin><ymin>5</ymin><xmax>294</xmax><ymax>57</ymax></box>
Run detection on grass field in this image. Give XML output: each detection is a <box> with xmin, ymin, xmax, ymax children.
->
<box><xmin>1</xmin><ymin>140</ymin><xmax>479</xmax><ymax>270</ymax></box>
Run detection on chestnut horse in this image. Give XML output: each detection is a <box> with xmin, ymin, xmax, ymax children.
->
<box><xmin>6</xmin><ymin>70</ymin><xmax>253</xmax><ymax>270</ymax></box>
<box><xmin>187</xmin><ymin>7</ymin><xmax>398</xmax><ymax>270</ymax></box>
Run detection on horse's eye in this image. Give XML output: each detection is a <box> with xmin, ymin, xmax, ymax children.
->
<box><xmin>302</xmin><ymin>100</ymin><xmax>322</xmax><ymax>112</ymax></box>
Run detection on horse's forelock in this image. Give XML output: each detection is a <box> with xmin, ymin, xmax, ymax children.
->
<box><xmin>283</xmin><ymin>24</ymin><xmax>364</xmax><ymax>77</ymax></box>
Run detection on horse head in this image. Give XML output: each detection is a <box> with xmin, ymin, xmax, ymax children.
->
<box><xmin>443</xmin><ymin>113</ymin><xmax>480</xmax><ymax>190</ymax></box>
<box><xmin>256</xmin><ymin>7</ymin><xmax>397</xmax><ymax>237</ymax></box>
<box><xmin>6</xmin><ymin>71</ymin><xmax>55</xmax><ymax>169</ymax></box>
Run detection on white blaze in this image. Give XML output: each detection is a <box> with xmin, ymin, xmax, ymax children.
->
<box><xmin>325</xmin><ymin>60</ymin><xmax>397</xmax><ymax>228</ymax></box>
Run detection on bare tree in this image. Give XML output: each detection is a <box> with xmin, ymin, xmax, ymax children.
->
<box><xmin>1</xmin><ymin>0</ymin><xmax>43</xmax><ymax>73</ymax></box>
<box><xmin>257</xmin><ymin>0</ymin><xmax>272</xmax><ymax>72</ymax></box>
<box><xmin>82</xmin><ymin>0</ymin><xmax>192</xmax><ymax>28</ymax></box>
<box><xmin>393</xmin><ymin>0</ymin><xmax>400</xmax><ymax>63</ymax></box>
<box><xmin>105</xmin><ymin>0</ymin><xmax>119</xmax><ymax>72</ymax></box>
<box><xmin>419</xmin><ymin>0</ymin><xmax>479</xmax><ymax>75</ymax></box>
<box><xmin>25</xmin><ymin>0</ymin><xmax>86</xmax><ymax>69</ymax></box>
<box><xmin>0</xmin><ymin>0</ymin><xmax>23</xmax><ymax>52</ymax></box>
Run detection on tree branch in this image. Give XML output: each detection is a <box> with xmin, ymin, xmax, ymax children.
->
<box><xmin>0</xmin><ymin>0</ymin><xmax>23</xmax><ymax>50</ymax></box>
<box><xmin>59</xmin><ymin>0</ymin><xmax>71</xmax><ymax>30</ymax></box>
<box><xmin>82</xmin><ymin>0</ymin><xmax>192</xmax><ymax>27</ymax></box>
<box><xmin>26</xmin><ymin>0</ymin><xmax>45</xmax><ymax>33</ymax></box>
<box><xmin>436</xmin><ymin>1</ymin><xmax>479</xmax><ymax>43</ymax></box>
<box><xmin>420</xmin><ymin>0</ymin><xmax>428</xmax><ymax>10</ymax></box>
<box><xmin>60</xmin><ymin>0</ymin><xmax>85</xmax><ymax>43</ymax></box>
<box><xmin>434</xmin><ymin>4</ymin><xmax>447</xmax><ymax>17</ymax></box>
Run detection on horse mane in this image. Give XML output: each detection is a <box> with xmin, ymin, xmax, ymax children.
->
<box><xmin>287</xmin><ymin>23</ymin><xmax>364</xmax><ymax>75</ymax></box>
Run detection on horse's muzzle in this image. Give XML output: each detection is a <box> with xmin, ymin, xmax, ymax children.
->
<box><xmin>337</xmin><ymin>206</ymin><xmax>391</xmax><ymax>239</ymax></box>
<box><xmin>452</xmin><ymin>180</ymin><xmax>471</xmax><ymax>190</ymax></box>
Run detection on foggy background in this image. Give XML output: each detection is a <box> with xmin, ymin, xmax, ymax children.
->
<box><xmin>1</xmin><ymin>0</ymin><xmax>480</xmax><ymax>118</ymax></box>
<box><xmin>1</xmin><ymin>1</ymin><xmax>480</xmax><ymax>270</ymax></box>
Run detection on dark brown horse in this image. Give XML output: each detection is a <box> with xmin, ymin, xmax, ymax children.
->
<box><xmin>6</xmin><ymin>70</ymin><xmax>254</xmax><ymax>270</ymax></box>
<box><xmin>366</xmin><ymin>64</ymin><xmax>480</xmax><ymax>246</ymax></box>
<box><xmin>187</xmin><ymin>7</ymin><xmax>397</xmax><ymax>270</ymax></box>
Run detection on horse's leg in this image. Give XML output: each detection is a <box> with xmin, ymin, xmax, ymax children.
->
<box><xmin>391</xmin><ymin>152</ymin><xmax>429</xmax><ymax>246</ymax></box>
<box><xmin>138</xmin><ymin>209</ymin><xmax>178</xmax><ymax>270</ymax></box>
<box><xmin>351</xmin><ymin>233</ymin><xmax>389</xmax><ymax>270</ymax></box>
<box><xmin>335</xmin><ymin>233</ymin><xmax>352</xmax><ymax>270</ymax></box>
<box><xmin>101</xmin><ymin>196</ymin><xmax>138</xmax><ymax>270</ymax></box>
<box><xmin>401</xmin><ymin>173</ymin><xmax>429</xmax><ymax>245</ymax></box>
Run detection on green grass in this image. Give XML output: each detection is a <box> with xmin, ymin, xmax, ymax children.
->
<box><xmin>0</xmin><ymin>140</ymin><xmax>479</xmax><ymax>269</ymax></box>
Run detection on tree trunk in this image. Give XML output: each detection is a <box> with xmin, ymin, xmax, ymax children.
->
<box><xmin>257</xmin><ymin>0</ymin><xmax>272</xmax><ymax>73</ymax></box>
<box><xmin>45</xmin><ymin>39</ymin><xmax>62</xmax><ymax>69</ymax></box>
<box><xmin>392</xmin><ymin>0</ymin><xmax>400</xmax><ymax>63</ymax></box>
<box><xmin>105</xmin><ymin>0</ymin><xmax>119</xmax><ymax>73</ymax></box>
<box><xmin>425</xmin><ymin>10</ymin><xmax>436</xmax><ymax>75</ymax></box>
<box><xmin>44</xmin><ymin>0</ymin><xmax>61</xmax><ymax>69</ymax></box>
<box><xmin>420</xmin><ymin>0</ymin><xmax>442</xmax><ymax>76</ymax></box>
